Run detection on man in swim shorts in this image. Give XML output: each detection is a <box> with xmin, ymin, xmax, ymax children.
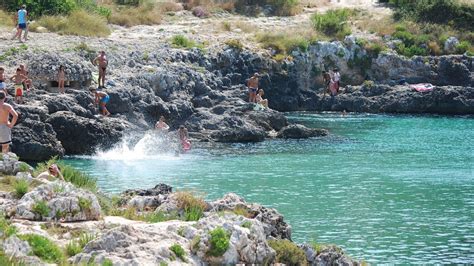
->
<box><xmin>247</xmin><ymin>72</ymin><xmax>260</xmax><ymax>103</ymax></box>
<box><xmin>90</xmin><ymin>88</ymin><xmax>110</xmax><ymax>116</ymax></box>
<box><xmin>0</xmin><ymin>91</ymin><xmax>18</xmax><ymax>153</ymax></box>
<box><xmin>93</xmin><ymin>51</ymin><xmax>108</xmax><ymax>88</ymax></box>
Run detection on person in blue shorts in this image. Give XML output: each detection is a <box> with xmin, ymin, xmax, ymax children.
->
<box><xmin>90</xmin><ymin>88</ymin><xmax>110</xmax><ymax>116</ymax></box>
<box><xmin>12</xmin><ymin>5</ymin><xmax>27</xmax><ymax>42</ymax></box>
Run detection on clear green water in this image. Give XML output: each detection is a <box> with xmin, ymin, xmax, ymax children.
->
<box><xmin>64</xmin><ymin>113</ymin><xmax>474</xmax><ymax>264</ymax></box>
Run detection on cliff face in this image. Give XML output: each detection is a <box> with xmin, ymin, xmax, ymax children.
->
<box><xmin>2</xmin><ymin>37</ymin><xmax>473</xmax><ymax>160</ymax></box>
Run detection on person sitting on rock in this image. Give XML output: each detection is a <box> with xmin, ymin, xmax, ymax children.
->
<box><xmin>247</xmin><ymin>72</ymin><xmax>260</xmax><ymax>103</ymax></box>
<box><xmin>178</xmin><ymin>125</ymin><xmax>191</xmax><ymax>152</ymax></box>
<box><xmin>255</xmin><ymin>89</ymin><xmax>269</xmax><ymax>108</ymax></box>
<box><xmin>10</xmin><ymin>68</ymin><xmax>27</xmax><ymax>104</ymax></box>
<box><xmin>36</xmin><ymin>164</ymin><xmax>65</xmax><ymax>182</ymax></box>
<box><xmin>90</xmin><ymin>88</ymin><xmax>110</xmax><ymax>116</ymax></box>
<box><xmin>155</xmin><ymin>116</ymin><xmax>170</xmax><ymax>131</ymax></box>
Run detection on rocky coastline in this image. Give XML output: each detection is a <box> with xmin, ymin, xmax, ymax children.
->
<box><xmin>0</xmin><ymin>37</ymin><xmax>471</xmax><ymax>161</ymax></box>
<box><xmin>0</xmin><ymin>154</ymin><xmax>359</xmax><ymax>265</ymax></box>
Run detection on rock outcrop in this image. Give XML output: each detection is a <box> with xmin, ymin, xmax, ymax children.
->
<box><xmin>71</xmin><ymin>213</ymin><xmax>275</xmax><ymax>265</ymax></box>
<box><xmin>14</xmin><ymin>181</ymin><xmax>101</xmax><ymax>222</ymax></box>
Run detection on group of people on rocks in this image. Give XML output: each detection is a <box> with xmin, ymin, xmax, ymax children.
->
<box><xmin>247</xmin><ymin>72</ymin><xmax>269</xmax><ymax>108</ymax></box>
<box><xmin>323</xmin><ymin>68</ymin><xmax>341</xmax><ymax>97</ymax></box>
<box><xmin>0</xmin><ymin>65</ymin><xmax>32</xmax><ymax>104</ymax></box>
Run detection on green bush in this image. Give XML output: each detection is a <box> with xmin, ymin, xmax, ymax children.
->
<box><xmin>456</xmin><ymin>40</ymin><xmax>473</xmax><ymax>54</ymax></box>
<box><xmin>78</xmin><ymin>197</ymin><xmax>92</xmax><ymax>211</ymax></box>
<box><xmin>169</xmin><ymin>244</ymin><xmax>187</xmax><ymax>262</ymax></box>
<box><xmin>32</xmin><ymin>200</ymin><xmax>50</xmax><ymax>218</ymax></box>
<box><xmin>268</xmin><ymin>239</ymin><xmax>308</xmax><ymax>266</ymax></box>
<box><xmin>207</xmin><ymin>227</ymin><xmax>230</xmax><ymax>257</ymax></box>
<box><xmin>391</xmin><ymin>0</ymin><xmax>474</xmax><ymax>30</ymax></box>
<box><xmin>311</xmin><ymin>8</ymin><xmax>354</xmax><ymax>39</ymax></box>
<box><xmin>13</xmin><ymin>179</ymin><xmax>28</xmax><ymax>198</ymax></box>
<box><xmin>1</xmin><ymin>0</ymin><xmax>76</xmax><ymax>18</ymax></box>
<box><xmin>19</xmin><ymin>234</ymin><xmax>64</xmax><ymax>263</ymax></box>
<box><xmin>18</xmin><ymin>162</ymin><xmax>30</xmax><ymax>172</ymax></box>
<box><xmin>102</xmin><ymin>259</ymin><xmax>114</xmax><ymax>266</ymax></box>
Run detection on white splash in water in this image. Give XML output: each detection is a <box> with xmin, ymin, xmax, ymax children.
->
<box><xmin>95</xmin><ymin>131</ymin><xmax>180</xmax><ymax>161</ymax></box>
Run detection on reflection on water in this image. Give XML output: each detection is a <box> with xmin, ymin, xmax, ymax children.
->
<box><xmin>64</xmin><ymin>112</ymin><xmax>474</xmax><ymax>264</ymax></box>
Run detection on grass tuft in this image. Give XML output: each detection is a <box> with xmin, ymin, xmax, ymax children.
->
<box><xmin>0</xmin><ymin>10</ymin><xmax>14</xmax><ymax>28</ymax></box>
<box><xmin>170</xmin><ymin>35</ymin><xmax>205</xmax><ymax>50</ymax></box>
<box><xmin>13</xmin><ymin>179</ymin><xmax>29</xmax><ymax>199</ymax></box>
<box><xmin>32</xmin><ymin>200</ymin><xmax>50</xmax><ymax>219</ymax></box>
<box><xmin>175</xmin><ymin>191</ymin><xmax>207</xmax><ymax>221</ymax></box>
<box><xmin>109</xmin><ymin>5</ymin><xmax>162</xmax><ymax>27</ymax></box>
<box><xmin>19</xmin><ymin>234</ymin><xmax>64</xmax><ymax>263</ymax></box>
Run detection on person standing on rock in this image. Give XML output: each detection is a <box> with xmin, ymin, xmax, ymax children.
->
<box><xmin>247</xmin><ymin>73</ymin><xmax>260</xmax><ymax>103</ymax></box>
<box><xmin>322</xmin><ymin>70</ymin><xmax>331</xmax><ymax>96</ymax></box>
<box><xmin>0</xmin><ymin>91</ymin><xmax>18</xmax><ymax>153</ymax></box>
<box><xmin>90</xmin><ymin>88</ymin><xmax>110</xmax><ymax>116</ymax></box>
<box><xmin>12</xmin><ymin>5</ymin><xmax>27</xmax><ymax>42</ymax></box>
<box><xmin>333</xmin><ymin>68</ymin><xmax>341</xmax><ymax>93</ymax></box>
<box><xmin>93</xmin><ymin>51</ymin><xmax>108</xmax><ymax>88</ymax></box>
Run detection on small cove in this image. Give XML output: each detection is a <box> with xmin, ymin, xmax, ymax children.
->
<box><xmin>63</xmin><ymin>112</ymin><xmax>474</xmax><ymax>264</ymax></box>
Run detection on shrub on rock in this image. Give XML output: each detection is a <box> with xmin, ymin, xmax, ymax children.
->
<box><xmin>207</xmin><ymin>227</ymin><xmax>230</xmax><ymax>257</ymax></box>
<box><xmin>19</xmin><ymin>234</ymin><xmax>64</xmax><ymax>264</ymax></box>
<box><xmin>269</xmin><ymin>239</ymin><xmax>308</xmax><ymax>266</ymax></box>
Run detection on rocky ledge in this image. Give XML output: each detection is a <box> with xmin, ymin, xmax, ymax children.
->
<box><xmin>0</xmin><ymin>154</ymin><xmax>360</xmax><ymax>265</ymax></box>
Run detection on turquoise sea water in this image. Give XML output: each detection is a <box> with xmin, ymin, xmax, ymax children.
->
<box><xmin>64</xmin><ymin>113</ymin><xmax>474</xmax><ymax>264</ymax></box>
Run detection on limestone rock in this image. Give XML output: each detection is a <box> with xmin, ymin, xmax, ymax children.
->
<box><xmin>14</xmin><ymin>181</ymin><xmax>101</xmax><ymax>222</ymax></box>
<box><xmin>210</xmin><ymin>193</ymin><xmax>292</xmax><ymax>240</ymax></box>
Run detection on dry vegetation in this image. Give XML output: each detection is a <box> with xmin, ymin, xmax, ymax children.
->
<box><xmin>0</xmin><ymin>10</ymin><xmax>14</xmax><ymax>28</ymax></box>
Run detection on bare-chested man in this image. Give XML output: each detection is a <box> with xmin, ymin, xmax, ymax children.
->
<box><xmin>0</xmin><ymin>91</ymin><xmax>18</xmax><ymax>153</ymax></box>
<box><xmin>247</xmin><ymin>72</ymin><xmax>260</xmax><ymax>103</ymax></box>
<box><xmin>93</xmin><ymin>51</ymin><xmax>108</xmax><ymax>88</ymax></box>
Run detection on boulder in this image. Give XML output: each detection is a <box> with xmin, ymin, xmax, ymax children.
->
<box><xmin>299</xmin><ymin>244</ymin><xmax>360</xmax><ymax>266</ymax></box>
<box><xmin>12</xmin><ymin>119</ymin><xmax>65</xmax><ymax>161</ymax></box>
<box><xmin>46</xmin><ymin>111</ymin><xmax>127</xmax><ymax>154</ymax></box>
<box><xmin>277</xmin><ymin>124</ymin><xmax>329</xmax><ymax>139</ymax></box>
<box><xmin>210</xmin><ymin>193</ymin><xmax>292</xmax><ymax>240</ymax></box>
<box><xmin>14</xmin><ymin>181</ymin><xmax>101</xmax><ymax>222</ymax></box>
